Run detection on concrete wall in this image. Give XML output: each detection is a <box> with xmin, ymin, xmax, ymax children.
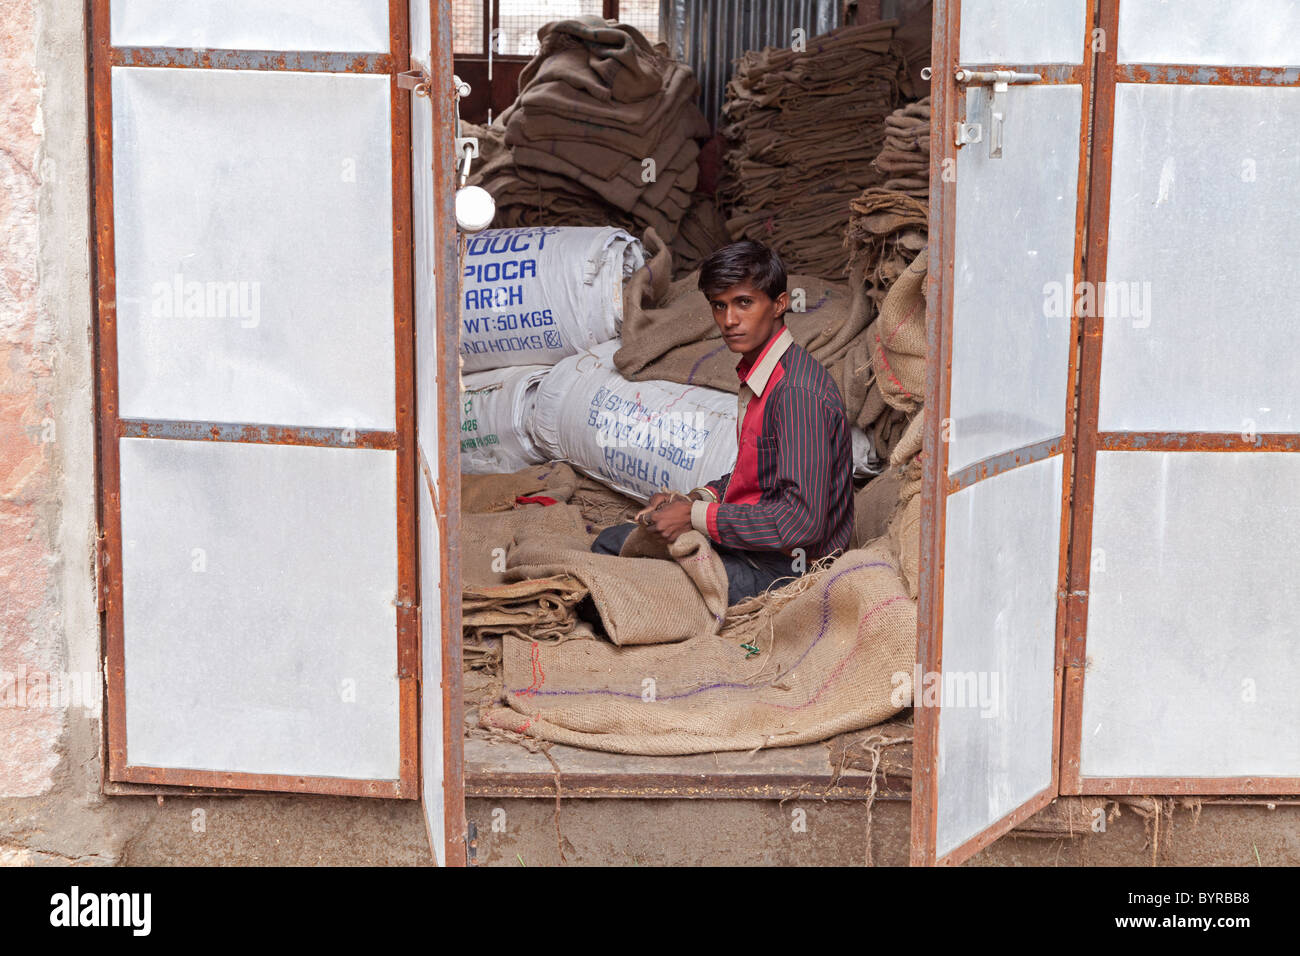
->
<box><xmin>466</xmin><ymin>798</ymin><xmax>1300</xmax><ymax>867</ymax></box>
<box><xmin>1</xmin><ymin>0</ymin><xmax>97</xmax><ymax>799</ymax></box>
<box><xmin>1</xmin><ymin>0</ymin><xmax>115</xmax><ymax>864</ymax></box>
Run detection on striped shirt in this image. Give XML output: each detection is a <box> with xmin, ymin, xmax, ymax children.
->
<box><xmin>689</xmin><ymin>325</ymin><xmax>854</xmax><ymax>561</ymax></box>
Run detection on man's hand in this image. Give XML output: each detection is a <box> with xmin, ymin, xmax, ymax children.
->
<box><xmin>634</xmin><ymin>492</ymin><xmax>673</xmax><ymax>527</ymax></box>
<box><xmin>648</xmin><ymin>499</ymin><xmax>694</xmax><ymax>543</ymax></box>
<box><xmin>638</xmin><ymin>492</ymin><xmax>673</xmax><ymax>515</ymax></box>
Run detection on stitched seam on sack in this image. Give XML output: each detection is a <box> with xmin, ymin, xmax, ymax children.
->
<box><xmin>873</xmin><ymin>332</ymin><xmax>918</xmax><ymax>401</ymax></box>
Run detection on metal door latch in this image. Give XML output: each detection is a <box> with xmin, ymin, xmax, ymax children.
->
<box><xmin>953</xmin><ymin>68</ymin><xmax>1042</xmax><ymax>158</ymax></box>
<box><xmin>397</xmin><ymin>64</ymin><xmax>430</xmax><ymax>97</ymax></box>
<box><xmin>398</xmin><ymin>61</ymin><xmax>473</xmax><ymax>99</ymax></box>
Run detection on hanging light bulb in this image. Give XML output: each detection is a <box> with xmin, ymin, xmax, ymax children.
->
<box><xmin>456</xmin><ymin>184</ymin><xmax>495</xmax><ymax>234</ymax></box>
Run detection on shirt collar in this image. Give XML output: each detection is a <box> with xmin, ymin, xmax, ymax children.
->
<box><xmin>736</xmin><ymin>325</ymin><xmax>793</xmax><ymax>396</ymax></box>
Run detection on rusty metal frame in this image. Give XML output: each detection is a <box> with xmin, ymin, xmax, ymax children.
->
<box><xmin>1060</xmin><ymin>0</ymin><xmax>1300</xmax><ymax>798</ymax></box>
<box><xmin>90</xmin><ymin>0</ymin><xmax>419</xmax><ymax>798</ymax></box>
<box><xmin>110</xmin><ymin>48</ymin><xmax>393</xmax><ymax>72</ymax></box>
<box><xmin>910</xmin><ymin>0</ymin><xmax>1098</xmax><ymax>866</ymax></box>
<box><xmin>426</xmin><ymin>0</ymin><xmax>469</xmax><ymax>866</ymax></box>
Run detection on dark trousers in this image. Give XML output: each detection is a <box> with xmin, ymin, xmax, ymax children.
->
<box><xmin>590</xmin><ymin>522</ymin><xmax>800</xmax><ymax>607</ymax></box>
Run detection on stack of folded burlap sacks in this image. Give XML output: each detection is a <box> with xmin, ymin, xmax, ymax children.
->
<box><xmin>459</xmin><ymin>464</ymin><xmax>641</xmax><ymax>676</ymax></box>
<box><xmin>873</xmin><ymin>96</ymin><xmax>930</xmax><ymax>197</ymax></box>
<box><xmin>718</xmin><ymin>21</ymin><xmax>910</xmax><ymax>276</ymax></box>
<box><xmin>845</xmin><ymin>97</ymin><xmax>931</xmax><ymax>303</ymax></box>
<box><xmin>465</xmin><ymin>17</ymin><xmax>720</xmax><ymax>273</ymax></box>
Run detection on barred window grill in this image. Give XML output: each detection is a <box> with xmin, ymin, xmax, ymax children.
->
<box><xmin>454</xmin><ymin>0</ymin><xmax>485</xmax><ymax>53</ymax></box>
<box><xmin>496</xmin><ymin>0</ymin><xmax>605</xmax><ymax>56</ymax></box>
<box><xmin>454</xmin><ymin>0</ymin><xmax>663</xmax><ymax>56</ymax></box>
<box><xmin>617</xmin><ymin>0</ymin><xmax>662</xmax><ymax>44</ymax></box>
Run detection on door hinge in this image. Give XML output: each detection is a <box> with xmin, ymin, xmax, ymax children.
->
<box><xmin>1064</xmin><ymin>588</ymin><xmax>1089</xmax><ymax>668</ymax></box>
<box><xmin>466</xmin><ymin>820</ymin><xmax>478</xmax><ymax>866</ymax></box>
<box><xmin>94</xmin><ymin>533</ymin><xmax>108</xmax><ymax>613</ymax></box>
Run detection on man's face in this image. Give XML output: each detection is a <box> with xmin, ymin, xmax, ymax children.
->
<box><xmin>707</xmin><ymin>280</ymin><xmax>789</xmax><ymax>360</ymax></box>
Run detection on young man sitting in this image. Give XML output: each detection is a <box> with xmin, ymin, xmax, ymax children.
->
<box><xmin>590</xmin><ymin>240</ymin><xmax>854</xmax><ymax>606</ymax></box>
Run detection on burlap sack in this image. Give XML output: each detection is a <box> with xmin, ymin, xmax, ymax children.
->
<box><xmin>889</xmin><ymin>412</ymin><xmax>925</xmax><ymax>468</ymax></box>
<box><xmin>617</xmin><ymin>526</ymin><xmax>729</xmax><ymax>626</ymax></box>
<box><xmin>461</xmin><ymin>463</ymin><xmax>584</xmax><ymax>514</ymax></box>
<box><xmin>483</xmin><ymin>537</ymin><xmax>916</xmax><ymax>755</ymax></box>
<box><xmin>872</xmin><ymin>405</ymin><xmax>912</xmax><ymax>460</ymax></box>
<box><xmin>844</xmin><ymin>187</ymin><xmax>929</xmax><ymax>298</ymax></box>
<box><xmin>511</xmin><ymin>70</ymin><xmax>708</xmax><ymax>150</ymax></box>
<box><xmin>871</xmin><ymin>247</ymin><xmax>928</xmax><ymax>414</ymax></box>
<box><xmin>461</xmin><ymin>504</ymin><xmax>592</xmax><ymax>587</ymax></box>
<box><xmin>461</xmin><ymin>464</ymin><xmax>641</xmax><ymax>530</ymax></box>
<box><xmin>506</xmin><ymin>101</ymin><xmax>707</xmax><ymax>181</ymax></box>
<box><xmin>888</xmin><ymin>460</ymin><xmax>923</xmax><ymax>601</ymax></box>
<box><xmin>509</xmin><ymin>60</ymin><xmax>702</xmax><ymax>134</ymax></box>
<box><xmin>462</xmin><ymin>575</ymin><xmax>589</xmax><ymax>642</ymax></box>
<box><xmin>505</xmin><ymin>529</ymin><xmax>726</xmax><ymax>646</ymax></box>
<box><xmin>518</xmin><ymin>19</ymin><xmax>665</xmax><ymax>105</ymax></box>
<box><xmin>670</xmin><ymin>193</ymin><xmax>731</xmax><ymax>275</ymax></box>
<box><xmin>850</xmin><ymin>467</ymin><xmax>905</xmax><ymax>550</ymax></box>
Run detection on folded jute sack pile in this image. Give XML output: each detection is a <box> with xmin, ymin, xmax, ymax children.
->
<box><xmin>460</xmin><ymin>505</ymin><xmax>595</xmax><ymax>646</ymax></box>
<box><xmin>873</xmin><ymin>96</ymin><xmax>930</xmax><ymax>198</ymax></box>
<box><xmin>466</xmin><ymin>18</ymin><xmax>711</xmax><ymax>255</ymax></box>
<box><xmin>844</xmin><ymin>97</ymin><xmax>931</xmax><ymax>303</ymax></box>
<box><xmin>717</xmin><ymin>21</ymin><xmax>909</xmax><ymax>276</ymax></box>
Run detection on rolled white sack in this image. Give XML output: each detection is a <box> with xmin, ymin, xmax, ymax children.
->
<box><xmin>529</xmin><ymin>341</ymin><xmax>737</xmax><ymax>502</ymax></box>
<box><xmin>527</xmin><ymin>341</ymin><xmax>885</xmax><ymax>500</ymax></box>
<box><xmin>460</xmin><ymin>365</ymin><xmax>551</xmax><ymax>474</ymax></box>
<box><xmin>459</xmin><ymin>226</ymin><xmax>644</xmax><ymax>373</ymax></box>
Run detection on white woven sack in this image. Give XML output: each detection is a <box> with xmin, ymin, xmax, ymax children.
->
<box><xmin>530</xmin><ymin>341</ymin><xmax>737</xmax><ymax>502</ymax></box>
<box><xmin>460</xmin><ymin>365</ymin><xmax>550</xmax><ymax>474</ymax></box>
<box><xmin>459</xmin><ymin>226</ymin><xmax>644</xmax><ymax>372</ymax></box>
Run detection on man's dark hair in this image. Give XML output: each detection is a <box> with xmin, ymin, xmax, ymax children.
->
<box><xmin>697</xmin><ymin>240</ymin><xmax>788</xmax><ymax>302</ymax></box>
